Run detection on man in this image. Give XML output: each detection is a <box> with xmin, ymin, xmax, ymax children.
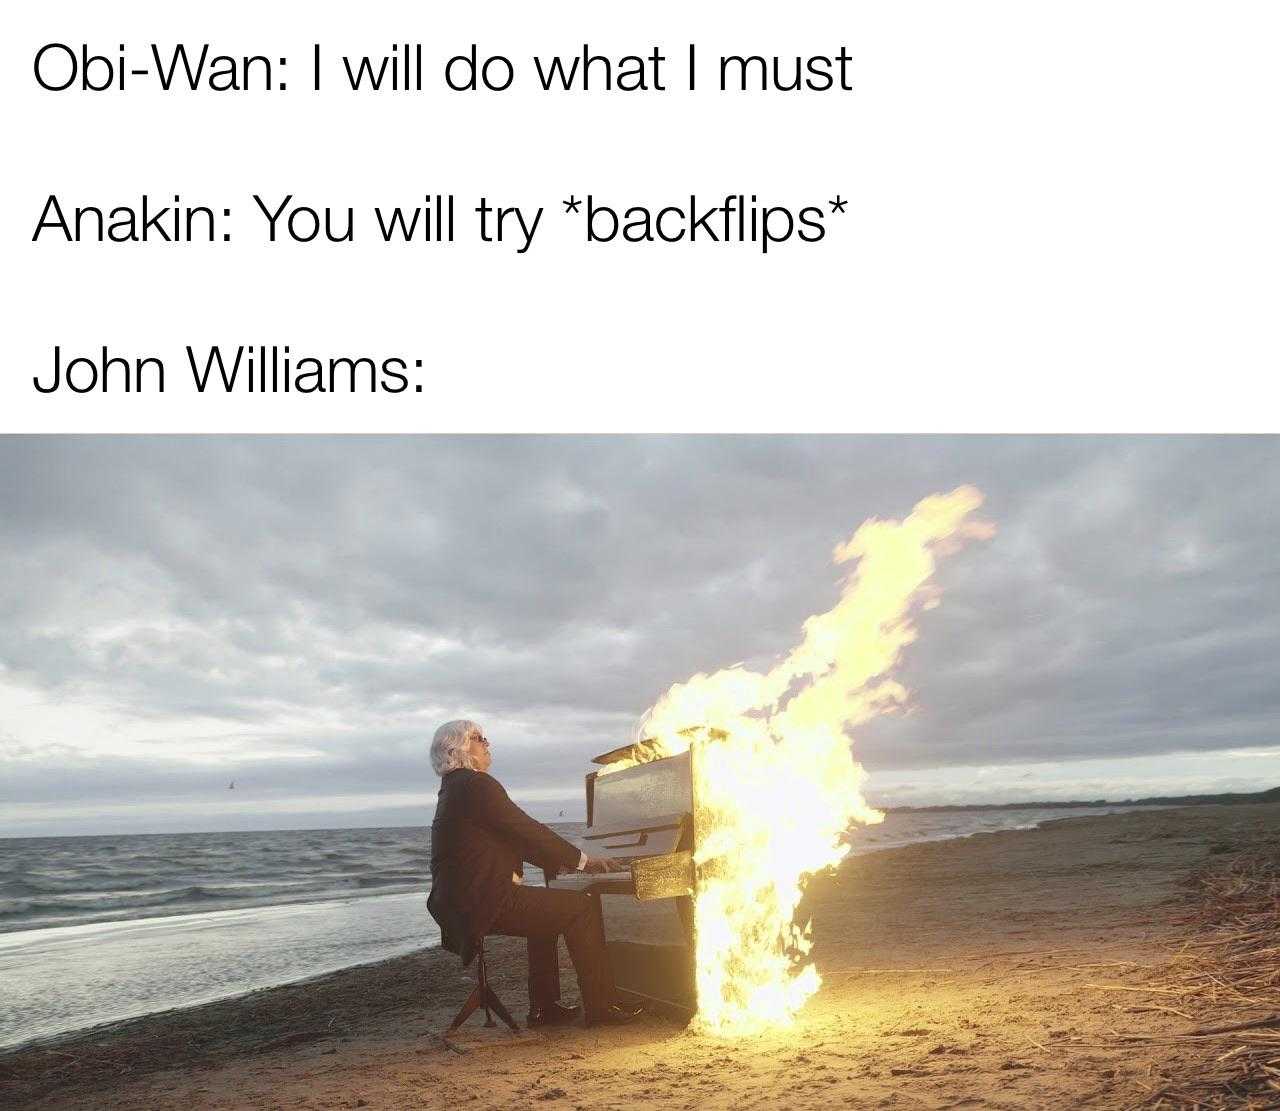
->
<box><xmin>426</xmin><ymin>719</ymin><xmax>643</xmax><ymax>1027</ymax></box>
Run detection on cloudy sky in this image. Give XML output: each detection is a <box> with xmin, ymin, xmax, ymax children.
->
<box><xmin>1</xmin><ymin>436</ymin><xmax>1277</xmax><ymax>837</ymax></box>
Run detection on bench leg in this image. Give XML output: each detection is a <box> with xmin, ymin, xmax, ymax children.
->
<box><xmin>447</xmin><ymin>982</ymin><xmax>483</xmax><ymax>1032</ymax></box>
<box><xmin>447</xmin><ymin>948</ymin><xmax>520</xmax><ymax>1033</ymax></box>
<box><xmin>482</xmin><ymin>983</ymin><xmax>519</xmax><ymax>1031</ymax></box>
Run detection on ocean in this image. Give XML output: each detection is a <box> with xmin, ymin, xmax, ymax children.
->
<box><xmin>0</xmin><ymin>806</ymin><xmax>1142</xmax><ymax>1049</ymax></box>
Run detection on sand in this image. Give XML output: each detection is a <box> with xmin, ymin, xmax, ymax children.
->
<box><xmin>4</xmin><ymin>802</ymin><xmax>1278</xmax><ymax>1110</ymax></box>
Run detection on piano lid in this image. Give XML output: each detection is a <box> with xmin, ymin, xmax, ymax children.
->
<box><xmin>591</xmin><ymin>742</ymin><xmax>647</xmax><ymax>766</ymax></box>
<box><xmin>591</xmin><ymin>727</ymin><xmax>727</xmax><ymax>767</ymax></box>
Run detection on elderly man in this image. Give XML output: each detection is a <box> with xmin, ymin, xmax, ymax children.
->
<box><xmin>426</xmin><ymin>719</ymin><xmax>643</xmax><ymax>1027</ymax></box>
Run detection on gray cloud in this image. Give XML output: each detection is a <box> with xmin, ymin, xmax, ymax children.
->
<box><xmin>0</xmin><ymin>435</ymin><xmax>1277</xmax><ymax>832</ymax></box>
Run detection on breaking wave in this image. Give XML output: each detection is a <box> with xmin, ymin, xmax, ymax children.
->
<box><xmin>0</xmin><ymin>826</ymin><xmax>435</xmax><ymax>934</ymax></box>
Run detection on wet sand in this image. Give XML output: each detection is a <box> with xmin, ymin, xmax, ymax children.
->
<box><xmin>4</xmin><ymin>802</ymin><xmax>1277</xmax><ymax>1110</ymax></box>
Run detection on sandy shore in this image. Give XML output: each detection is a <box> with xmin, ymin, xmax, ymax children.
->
<box><xmin>4</xmin><ymin>802</ymin><xmax>1278</xmax><ymax>1110</ymax></box>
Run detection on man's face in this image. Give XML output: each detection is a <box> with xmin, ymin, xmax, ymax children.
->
<box><xmin>468</xmin><ymin>731</ymin><xmax>492</xmax><ymax>773</ymax></box>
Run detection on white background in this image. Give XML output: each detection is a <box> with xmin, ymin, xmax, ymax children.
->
<box><xmin>2</xmin><ymin>1</ymin><xmax>1278</xmax><ymax>432</ymax></box>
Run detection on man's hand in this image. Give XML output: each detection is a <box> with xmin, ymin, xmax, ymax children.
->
<box><xmin>583</xmin><ymin>856</ymin><xmax>625</xmax><ymax>874</ymax></box>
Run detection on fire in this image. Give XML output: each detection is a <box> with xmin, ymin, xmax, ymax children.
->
<box><xmin>616</xmin><ymin>487</ymin><xmax>993</xmax><ymax>1035</ymax></box>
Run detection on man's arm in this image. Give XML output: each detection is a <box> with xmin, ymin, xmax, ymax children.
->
<box><xmin>469</xmin><ymin>773</ymin><xmax>583</xmax><ymax>873</ymax></box>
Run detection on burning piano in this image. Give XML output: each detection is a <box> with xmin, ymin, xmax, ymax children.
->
<box><xmin>540</xmin><ymin>490</ymin><xmax>990</xmax><ymax>1033</ymax></box>
<box><xmin>548</xmin><ymin>730</ymin><xmax>726</xmax><ymax>1021</ymax></box>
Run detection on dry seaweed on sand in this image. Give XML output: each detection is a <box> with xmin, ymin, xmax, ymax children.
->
<box><xmin>1107</xmin><ymin>850</ymin><xmax>1280</xmax><ymax>1108</ymax></box>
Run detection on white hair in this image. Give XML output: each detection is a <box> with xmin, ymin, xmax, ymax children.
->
<box><xmin>431</xmin><ymin>719</ymin><xmax>483</xmax><ymax>776</ymax></box>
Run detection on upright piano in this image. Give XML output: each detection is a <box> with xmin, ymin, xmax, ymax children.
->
<box><xmin>549</xmin><ymin>737</ymin><xmax>709</xmax><ymax>1020</ymax></box>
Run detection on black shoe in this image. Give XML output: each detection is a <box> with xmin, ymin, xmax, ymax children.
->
<box><xmin>527</xmin><ymin>1001</ymin><xmax>581</xmax><ymax>1027</ymax></box>
<box><xmin>584</xmin><ymin>1002</ymin><xmax>644</xmax><ymax>1027</ymax></box>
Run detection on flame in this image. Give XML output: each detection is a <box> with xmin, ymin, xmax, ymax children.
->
<box><xmin>615</xmin><ymin>486</ymin><xmax>993</xmax><ymax>1036</ymax></box>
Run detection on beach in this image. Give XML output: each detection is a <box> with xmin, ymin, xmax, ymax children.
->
<box><xmin>5</xmin><ymin>802</ymin><xmax>1278</xmax><ymax>1110</ymax></box>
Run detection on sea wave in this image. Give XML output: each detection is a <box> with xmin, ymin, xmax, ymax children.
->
<box><xmin>0</xmin><ymin>884</ymin><xmax>271</xmax><ymax>919</ymax></box>
<box><xmin>1</xmin><ymin>871</ymin><xmax>174</xmax><ymax>897</ymax></box>
<box><xmin>352</xmin><ymin>875</ymin><xmax>419</xmax><ymax>889</ymax></box>
<box><xmin>0</xmin><ymin>826</ymin><xmax>436</xmax><ymax>934</ymax></box>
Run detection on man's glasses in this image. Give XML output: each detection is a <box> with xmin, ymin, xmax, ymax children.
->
<box><xmin>472</xmin><ymin>735</ymin><xmax>490</xmax><ymax>748</ymax></box>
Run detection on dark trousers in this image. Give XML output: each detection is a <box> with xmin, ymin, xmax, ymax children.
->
<box><xmin>488</xmin><ymin>884</ymin><xmax>615</xmax><ymax>1017</ymax></box>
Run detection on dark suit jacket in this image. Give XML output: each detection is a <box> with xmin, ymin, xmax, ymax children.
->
<box><xmin>427</xmin><ymin>768</ymin><xmax>582</xmax><ymax>965</ymax></box>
